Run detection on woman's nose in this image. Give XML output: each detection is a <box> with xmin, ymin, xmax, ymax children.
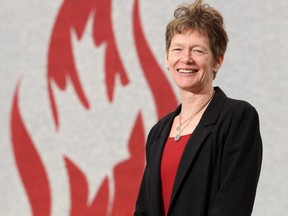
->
<box><xmin>181</xmin><ymin>49</ymin><xmax>194</xmax><ymax>63</ymax></box>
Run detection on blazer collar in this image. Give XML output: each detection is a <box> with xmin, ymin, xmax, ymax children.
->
<box><xmin>199</xmin><ymin>86</ymin><xmax>227</xmax><ymax>127</ymax></box>
<box><xmin>163</xmin><ymin>86</ymin><xmax>227</xmax><ymax>129</ymax></box>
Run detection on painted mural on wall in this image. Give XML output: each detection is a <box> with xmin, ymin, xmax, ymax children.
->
<box><xmin>10</xmin><ymin>0</ymin><xmax>177</xmax><ymax>215</ymax></box>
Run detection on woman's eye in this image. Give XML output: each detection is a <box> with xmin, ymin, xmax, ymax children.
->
<box><xmin>192</xmin><ymin>48</ymin><xmax>206</xmax><ymax>56</ymax></box>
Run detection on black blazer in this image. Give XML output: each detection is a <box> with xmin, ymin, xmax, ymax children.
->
<box><xmin>134</xmin><ymin>87</ymin><xmax>262</xmax><ymax>216</ymax></box>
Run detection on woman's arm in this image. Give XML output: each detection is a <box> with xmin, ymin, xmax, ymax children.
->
<box><xmin>209</xmin><ymin>105</ymin><xmax>262</xmax><ymax>216</ymax></box>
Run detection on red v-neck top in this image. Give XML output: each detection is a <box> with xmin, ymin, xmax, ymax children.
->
<box><xmin>160</xmin><ymin>134</ymin><xmax>191</xmax><ymax>216</ymax></box>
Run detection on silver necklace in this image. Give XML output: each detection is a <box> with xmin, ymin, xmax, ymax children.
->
<box><xmin>174</xmin><ymin>92</ymin><xmax>215</xmax><ymax>142</ymax></box>
<box><xmin>174</xmin><ymin>112</ymin><xmax>198</xmax><ymax>141</ymax></box>
<box><xmin>176</xmin><ymin>113</ymin><xmax>195</xmax><ymax>131</ymax></box>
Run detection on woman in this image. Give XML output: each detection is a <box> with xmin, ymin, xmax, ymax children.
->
<box><xmin>134</xmin><ymin>0</ymin><xmax>262</xmax><ymax>215</ymax></box>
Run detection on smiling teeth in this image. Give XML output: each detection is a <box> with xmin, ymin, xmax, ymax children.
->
<box><xmin>178</xmin><ymin>69</ymin><xmax>196</xmax><ymax>73</ymax></box>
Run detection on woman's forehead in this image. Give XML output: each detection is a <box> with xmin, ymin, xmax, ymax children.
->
<box><xmin>171</xmin><ymin>30</ymin><xmax>210</xmax><ymax>45</ymax></box>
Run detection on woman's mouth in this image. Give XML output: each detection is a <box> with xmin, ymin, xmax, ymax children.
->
<box><xmin>177</xmin><ymin>69</ymin><xmax>198</xmax><ymax>73</ymax></box>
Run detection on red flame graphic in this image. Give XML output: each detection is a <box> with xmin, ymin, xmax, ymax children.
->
<box><xmin>11</xmin><ymin>0</ymin><xmax>177</xmax><ymax>215</ymax></box>
<box><xmin>11</xmin><ymin>82</ymin><xmax>51</xmax><ymax>216</ymax></box>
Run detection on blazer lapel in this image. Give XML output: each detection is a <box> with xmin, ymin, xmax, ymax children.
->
<box><xmin>169</xmin><ymin>86</ymin><xmax>227</xmax><ymax>211</ymax></box>
<box><xmin>148</xmin><ymin>107</ymin><xmax>180</xmax><ymax>215</ymax></box>
<box><xmin>169</xmin><ymin>124</ymin><xmax>212</xmax><ymax>208</ymax></box>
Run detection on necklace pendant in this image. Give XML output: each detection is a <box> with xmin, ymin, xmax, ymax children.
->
<box><xmin>174</xmin><ymin>134</ymin><xmax>181</xmax><ymax>142</ymax></box>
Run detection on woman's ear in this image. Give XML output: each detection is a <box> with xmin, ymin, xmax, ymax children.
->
<box><xmin>165</xmin><ymin>51</ymin><xmax>169</xmax><ymax>70</ymax></box>
<box><xmin>214</xmin><ymin>55</ymin><xmax>224</xmax><ymax>72</ymax></box>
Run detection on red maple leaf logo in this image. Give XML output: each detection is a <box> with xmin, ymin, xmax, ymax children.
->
<box><xmin>10</xmin><ymin>0</ymin><xmax>177</xmax><ymax>215</ymax></box>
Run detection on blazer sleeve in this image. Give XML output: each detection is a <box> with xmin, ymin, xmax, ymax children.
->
<box><xmin>209</xmin><ymin>104</ymin><xmax>262</xmax><ymax>216</ymax></box>
<box><xmin>134</xmin><ymin>112</ymin><xmax>172</xmax><ymax>215</ymax></box>
<box><xmin>134</xmin><ymin>167</ymin><xmax>150</xmax><ymax>216</ymax></box>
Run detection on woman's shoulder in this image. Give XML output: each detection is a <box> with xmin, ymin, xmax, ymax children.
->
<box><xmin>224</xmin><ymin>96</ymin><xmax>257</xmax><ymax>112</ymax></box>
<box><xmin>220</xmin><ymin>96</ymin><xmax>260</xmax><ymax>123</ymax></box>
<box><xmin>215</xmin><ymin>87</ymin><xmax>255</xmax><ymax>111</ymax></box>
<box><xmin>146</xmin><ymin>108</ymin><xmax>178</xmax><ymax>141</ymax></box>
<box><xmin>210</xmin><ymin>87</ymin><xmax>259</xmax><ymax>121</ymax></box>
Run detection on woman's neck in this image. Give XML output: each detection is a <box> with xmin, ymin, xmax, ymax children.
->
<box><xmin>179</xmin><ymin>87</ymin><xmax>214</xmax><ymax>118</ymax></box>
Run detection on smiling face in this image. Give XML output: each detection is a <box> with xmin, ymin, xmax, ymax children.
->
<box><xmin>166</xmin><ymin>30</ymin><xmax>223</xmax><ymax>94</ymax></box>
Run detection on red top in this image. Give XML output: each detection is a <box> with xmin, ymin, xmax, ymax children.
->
<box><xmin>160</xmin><ymin>134</ymin><xmax>191</xmax><ymax>216</ymax></box>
